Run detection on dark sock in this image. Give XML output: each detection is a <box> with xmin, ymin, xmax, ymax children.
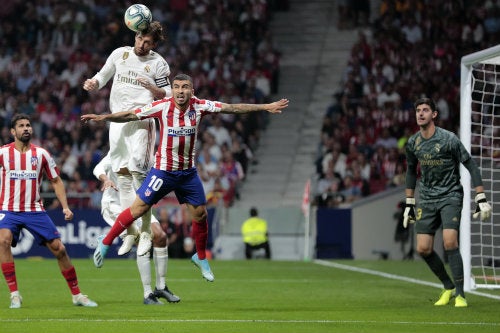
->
<box><xmin>422</xmin><ymin>251</ymin><xmax>455</xmax><ymax>290</ymax></box>
<box><xmin>446</xmin><ymin>248</ymin><xmax>465</xmax><ymax>297</ymax></box>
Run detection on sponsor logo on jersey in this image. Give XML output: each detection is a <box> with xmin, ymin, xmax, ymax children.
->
<box><xmin>123</xmin><ymin>52</ymin><xmax>129</xmax><ymax>60</ymax></box>
<box><xmin>167</xmin><ymin>126</ymin><xmax>196</xmax><ymax>137</ymax></box>
<box><xmin>9</xmin><ymin>170</ymin><xmax>37</xmax><ymax>180</ymax></box>
<box><xmin>420</xmin><ymin>153</ymin><xmax>444</xmax><ymax>166</ymax></box>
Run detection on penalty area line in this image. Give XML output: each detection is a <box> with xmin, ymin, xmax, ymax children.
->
<box><xmin>314</xmin><ymin>259</ymin><xmax>500</xmax><ymax>301</ymax></box>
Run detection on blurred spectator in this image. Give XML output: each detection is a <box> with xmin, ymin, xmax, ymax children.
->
<box><xmin>340</xmin><ymin>174</ymin><xmax>363</xmax><ymax>203</ymax></box>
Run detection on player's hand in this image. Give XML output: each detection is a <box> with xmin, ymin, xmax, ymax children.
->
<box><xmin>81</xmin><ymin>114</ymin><xmax>103</xmax><ymax>122</ymax></box>
<box><xmin>100</xmin><ymin>180</ymin><xmax>118</xmax><ymax>192</ymax></box>
<box><xmin>473</xmin><ymin>192</ymin><xmax>492</xmax><ymax>221</ymax></box>
<box><xmin>83</xmin><ymin>78</ymin><xmax>99</xmax><ymax>91</ymax></box>
<box><xmin>267</xmin><ymin>98</ymin><xmax>289</xmax><ymax>113</ymax></box>
<box><xmin>403</xmin><ymin>197</ymin><xmax>416</xmax><ymax>228</ymax></box>
<box><xmin>137</xmin><ymin>77</ymin><xmax>152</xmax><ymax>89</ymax></box>
<box><xmin>62</xmin><ymin>208</ymin><xmax>74</xmax><ymax>221</ymax></box>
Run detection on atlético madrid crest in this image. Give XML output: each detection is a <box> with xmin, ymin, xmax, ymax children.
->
<box><xmin>31</xmin><ymin>157</ymin><xmax>38</xmax><ymax>166</ymax></box>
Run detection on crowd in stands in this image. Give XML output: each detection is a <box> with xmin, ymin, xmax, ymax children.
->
<box><xmin>315</xmin><ymin>0</ymin><xmax>500</xmax><ymax>207</ymax></box>
<box><xmin>0</xmin><ymin>1</ymin><xmax>286</xmax><ymax>213</ymax></box>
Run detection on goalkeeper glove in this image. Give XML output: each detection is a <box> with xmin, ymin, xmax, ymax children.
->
<box><xmin>473</xmin><ymin>192</ymin><xmax>492</xmax><ymax>221</ymax></box>
<box><xmin>403</xmin><ymin>197</ymin><xmax>416</xmax><ymax>228</ymax></box>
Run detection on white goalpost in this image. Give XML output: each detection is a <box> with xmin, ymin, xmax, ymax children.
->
<box><xmin>460</xmin><ymin>44</ymin><xmax>500</xmax><ymax>291</ymax></box>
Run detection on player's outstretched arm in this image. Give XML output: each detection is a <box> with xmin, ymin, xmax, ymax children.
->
<box><xmin>221</xmin><ymin>98</ymin><xmax>289</xmax><ymax>114</ymax></box>
<box><xmin>81</xmin><ymin>111</ymin><xmax>139</xmax><ymax>123</ymax></box>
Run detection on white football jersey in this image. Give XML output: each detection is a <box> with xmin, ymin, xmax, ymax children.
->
<box><xmin>93</xmin><ymin>46</ymin><xmax>171</xmax><ymax>112</ymax></box>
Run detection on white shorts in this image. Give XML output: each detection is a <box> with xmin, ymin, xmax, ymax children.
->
<box><xmin>101</xmin><ymin>200</ymin><xmax>159</xmax><ymax>227</ymax></box>
<box><xmin>109</xmin><ymin>119</ymin><xmax>156</xmax><ymax>175</ymax></box>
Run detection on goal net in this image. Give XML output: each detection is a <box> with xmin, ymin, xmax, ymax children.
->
<box><xmin>460</xmin><ymin>44</ymin><xmax>500</xmax><ymax>291</ymax></box>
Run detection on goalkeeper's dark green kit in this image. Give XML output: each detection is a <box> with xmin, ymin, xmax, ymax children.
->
<box><xmin>405</xmin><ymin>126</ymin><xmax>483</xmax><ymax>233</ymax></box>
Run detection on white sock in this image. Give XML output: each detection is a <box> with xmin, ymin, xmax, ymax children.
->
<box><xmin>137</xmin><ymin>254</ymin><xmax>152</xmax><ymax>298</ymax></box>
<box><xmin>132</xmin><ymin>171</ymin><xmax>152</xmax><ymax>233</ymax></box>
<box><xmin>117</xmin><ymin>174</ymin><xmax>138</xmax><ymax>235</ymax></box>
<box><xmin>153</xmin><ymin>246</ymin><xmax>168</xmax><ymax>290</ymax></box>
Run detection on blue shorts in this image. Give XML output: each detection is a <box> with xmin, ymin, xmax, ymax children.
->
<box><xmin>0</xmin><ymin>211</ymin><xmax>61</xmax><ymax>247</ymax></box>
<box><xmin>137</xmin><ymin>167</ymin><xmax>207</xmax><ymax>206</ymax></box>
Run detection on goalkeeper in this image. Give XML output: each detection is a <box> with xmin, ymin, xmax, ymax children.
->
<box><xmin>403</xmin><ymin>97</ymin><xmax>491</xmax><ymax>308</ymax></box>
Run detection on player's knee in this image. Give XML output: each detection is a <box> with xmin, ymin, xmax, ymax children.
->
<box><xmin>0</xmin><ymin>237</ymin><xmax>11</xmax><ymax>251</ymax></box>
<box><xmin>193</xmin><ymin>207</ymin><xmax>208</xmax><ymax>222</ymax></box>
<box><xmin>443</xmin><ymin>241</ymin><xmax>459</xmax><ymax>251</ymax></box>
<box><xmin>152</xmin><ymin>225</ymin><xmax>167</xmax><ymax>247</ymax></box>
<box><xmin>416</xmin><ymin>245</ymin><xmax>432</xmax><ymax>257</ymax></box>
<box><xmin>49</xmin><ymin>240</ymin><xmax>67</xmax><ymax>259</ymax></box>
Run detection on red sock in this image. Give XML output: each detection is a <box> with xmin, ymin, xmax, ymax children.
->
<box><xmin>103</xmin><ymin>208</ymin><xmax>135</xmax><ymax>245</ymax></box>
<box><xmin>62</xmin><ymin>266</ymin><xmax>81</xmax><ymax>295</ymax></box>
<box><xmin>192</xmin><ymin>219</ymin><xmax>208</xmax><ymax>260</ymax></box>
<box><xmin>1</xmin><ymin>262</ymin><xmax>17</xmax><ymax>292</ymax></box>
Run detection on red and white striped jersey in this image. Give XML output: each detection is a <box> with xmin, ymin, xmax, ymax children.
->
<box><xmin>135</xmin><ymin>96</ymin><xmax>223</xmax><ymax>171</ymax></box>
<box><xmin>0</xmin><ymin>143</ymin><xmax>60</xmax><ymax>212</ymax></box>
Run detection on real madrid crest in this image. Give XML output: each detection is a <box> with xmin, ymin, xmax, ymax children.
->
<box><xmin>123</xmin><ymin>52</ymin><xmax>129</xmax><ymax>60</ymax></box>
<box><xmin>145</xmin><ymin>65</ymin><xmax>150</xmax><ymax>73</ymax></box>
<box><xmin>434</xmin><ymin>143</ymin><xmax>441</xmax><ymax>153</ymax></box>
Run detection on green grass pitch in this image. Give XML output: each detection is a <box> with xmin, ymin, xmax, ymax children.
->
<box><xmin>0</xmin><ymin>258</ymin><xmax>499</xmax><ymax>333</ymax></box>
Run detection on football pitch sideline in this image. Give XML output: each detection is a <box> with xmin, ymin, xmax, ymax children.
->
<box><xmin>0</xmin><ymin>258</ymin><xmax>499</xmax><ymax>333</ymax></box>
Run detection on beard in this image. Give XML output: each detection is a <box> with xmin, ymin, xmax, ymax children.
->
<box><xmin>19</xmin><ymin>133</ymin><xmax>31</xmax><ymax>143</ymax></box>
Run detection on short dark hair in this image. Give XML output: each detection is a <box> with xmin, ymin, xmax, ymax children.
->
<box><xmin>414</xmin><ymin>97</ymin><xmax>437</xmax><ymax>112</ymax></box>
<box><xmin>10</xmin><ymin>113</ymin><xmax>31</xmax><ymax>129</ymax></box>
<box><xmin>173</xmin><ymin>73</ymin><xmax>193</xmax><ymax>85</ymax></box>
<box><xmin>250</xmin><ymin>207</ymin><xmax>258</xmax><ymax>217</ymax></box>
<box><xmin>138</xmin><ymin>21</ymin><xmax>165</xmax><ymax>44</ymax></box>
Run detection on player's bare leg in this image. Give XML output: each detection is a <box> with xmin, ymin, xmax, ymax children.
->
<box><xmin>46</xmin><ymin>239</ymin><xmax>97</xmax><ymax>307</ymax></box>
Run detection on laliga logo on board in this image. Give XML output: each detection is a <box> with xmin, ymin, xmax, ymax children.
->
<box><xmin>56</xmin><ymin>220</ymin><xmax>112</xmax><ymax>248</ymax></box>
<box><xmin>10</xmin><ymin>221</ymin><xmax>114</xmax><ymax>255</ymax></box>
